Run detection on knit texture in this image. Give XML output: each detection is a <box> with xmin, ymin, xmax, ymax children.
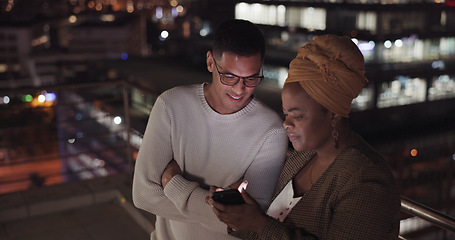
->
<box><xmin>132</xmin><ymin>83</ymin><xmax>288</xmax><ymax>240</ymax></box>
<box><xmin>232</xmin><ymin>132</ymin><xmax>401</xmax><ymax>240</ymax></box>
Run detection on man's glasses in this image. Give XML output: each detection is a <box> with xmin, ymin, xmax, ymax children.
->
<box><xmin>213</xmin><ymin>58</ymin><xmax>264</xmax><ymax>88</ymax></box>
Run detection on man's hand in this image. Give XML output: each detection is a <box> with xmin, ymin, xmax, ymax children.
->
<box><xmin>161</xmin><ymin>160</ymin><xmax>182</xmax><ymax>188</ymax></box>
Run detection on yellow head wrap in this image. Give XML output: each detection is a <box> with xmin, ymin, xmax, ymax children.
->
<box><xmin>284</xmin><ymin>35</ymin><xmax>368</xmax><ymax>118</ymax></box>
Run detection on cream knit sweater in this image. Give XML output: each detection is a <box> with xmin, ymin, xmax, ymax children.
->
<box><xmin>133</xmin><ymin>83</ymin><xmax>288</xmax><ymax>240</ymax></box>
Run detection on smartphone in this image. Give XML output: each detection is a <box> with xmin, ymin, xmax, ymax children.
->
<box><xmin>212</xmin><ymin>189</ymin><xmax>245</xmax><ymax>205</ymax></box>
<box><xmin>212</xmin><ymin>181</ymin><xmax>248</xmax><ymax>205</ymax></box>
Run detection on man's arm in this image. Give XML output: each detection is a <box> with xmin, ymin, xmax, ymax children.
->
<box><xmin>163</xmin><ymin>128</ymin><xmax>288</xmax><ymax>232</ymax></box>
<box><xmin>242</xmin><ymin>128</ymin><xmax>288</xmax><ymax>210</ymax></box>
<box><xmin>132</xmin><ymin>97</ymin><xmax>194</xmax><ymax>223</ymax></box>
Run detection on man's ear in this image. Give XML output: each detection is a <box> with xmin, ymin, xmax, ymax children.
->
<box><xmin>206</xmin><ymin>51</ymin><xmax>214</xmax><ymax>73</ymax></box>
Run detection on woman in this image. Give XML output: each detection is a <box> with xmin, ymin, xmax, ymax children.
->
<box><xmin>207</xmin><ymin>34</ymin><xmax>401</xmax><ymax>240</ymax></box>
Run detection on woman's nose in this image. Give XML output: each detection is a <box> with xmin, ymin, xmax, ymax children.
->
<box><xmin>283</xmin><ymin>118</ymin><xmax>291</xmax><ymax>130</ymax></box>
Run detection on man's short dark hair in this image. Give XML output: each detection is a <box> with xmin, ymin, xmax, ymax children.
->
<box><xmin>212</xmin><ymin>19</ymin><xmax>265</xmax><ymax>61</ymax></box>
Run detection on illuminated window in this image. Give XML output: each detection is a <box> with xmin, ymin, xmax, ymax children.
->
<box><xmin>266</xmin><ymin>5</ymin><xmax>277</xmax><ymax>25</ymax></box>
<box><xmin>235</xmin><ymin>3</ymin><xmax>325</xmax><ymax>30</ymax></box>
<box><xmin>262</xmin><ymin>65</ymin><xmax>288</xmax><ymax>88</ymax></box>
<box><xmin>235</xmin><ymin>3</ymin><xmax>286</xmax><ymax>26</ymax></box>
<box><xmin>381</xmin><ymin>37</ymin><xmax>431</xmax><ymax>63</ymax></box>
<box><xmin>286</xmin><ymin>7</ymin><xmax>301</xmax><ymax>27</ymax></box>
<box><xmin>351</xmin><ymin>85</ymin><xmax>375</xmax><ymax>111</ymax></box>
<box><xmin>377</xmin><ymin>77</ymin><xmax>427</xmax><ymax>108</ymax></box>
<box><xmin>250</xmin><ymin>3</ymin><xmax>263</xmax><ymax>25</ymax></box>
<box><xmin>354</xmin><ymin>39</ymin><xmax>376</xmax><ymax>61</ymax></box>
<box><xmin>428</xmin><ymin>75</ymin><xmax>455</xmax><ymax>101</ymax></box>
<box><xmin>277</xmin><ymin>5</ymin><xmax>286</xmax><ymax>26</ymax></box>
<box><xmin>356</xmin><ymin>11</ymin><xmax>377</xmax><ymax>33</ymax></box>
<box><xmin>235</xmin><ymin>3</ymin><xmax>249</xmax><ymax>22</ymax></box>
<box><xmin>300</xmin><ymin>7</ymin><xmax>326</xmax><ymax>31</ymax></box>
<box><xmin>440</xmin><ymin>37</ymin><xmax>455</xmax><ymax>57</ymax></box>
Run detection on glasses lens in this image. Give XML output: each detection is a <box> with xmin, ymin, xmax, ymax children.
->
<box><xmin>215</xmin><ymin>57</ymin><xmax>263</xmax><ymax>87</ymax></box>
<box><xmin>244</xmin><ymin>77</ymin><xmax>262</xmax><ymax>87</ymax></box>
<box><xmin>220</xmin><ymin>75</ymin><xmax>263</xmax><ymax>87</ymax></box>
<box><xmin>220</xmin><ymin>74</ymin><xmax>239</xmax><ymax>86</ymax></box>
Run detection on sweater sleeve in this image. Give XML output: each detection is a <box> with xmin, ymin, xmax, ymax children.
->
<box><xmin>242</xmin><ymin>128</ymin><xmax>288</xmax><ymax>210</ymax></box>
<box><xmin>163</xmin><ymin>127</ymin><xmax>289</xmax><ymax>234</ymax></box>
<box><xmin>132</xmin><ymin>96</ymin><xmax>195</xmax><ymax>223</ymax></box>
<box><xmin>164</xmin><ymin>175</ymin><xmax>232</xmax><ymax>233</ymax></box>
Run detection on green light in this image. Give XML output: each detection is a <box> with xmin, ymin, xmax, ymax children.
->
<box><xmin>23</xmin><ymin>94</ymin><xmax>33</xmax><ymax>102</ymax></box>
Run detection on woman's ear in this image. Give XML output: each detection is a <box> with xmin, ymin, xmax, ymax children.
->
<box><xmin>206</xmin><ymin>51</ymin><xmax>214</xmax><ymax>73</ymax></box>
<box><xmin>331</xmin><ymin>113</ymin><xmax>342</xmax><ymax>127</ymax></box>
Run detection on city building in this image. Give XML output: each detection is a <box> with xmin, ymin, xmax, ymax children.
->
<box><xmin>1</xmin><ymin>0</ymin><xmax>454</xmax><ymax>239</ymax></box>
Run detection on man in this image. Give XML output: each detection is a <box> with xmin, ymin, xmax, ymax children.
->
<box><xmin>132</xmin><ymin>19</ymin><xmax>288</xmax><ymax>240</ymax></box>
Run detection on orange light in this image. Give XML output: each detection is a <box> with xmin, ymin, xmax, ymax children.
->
<box><xmin>88</xmin><ymin>1</ymin><xmax>95</xmax><ymax>9</ymax></box>
<box><xmin>410</xmin><ymin>149</ymin><xmax>418</xmax><ymax>157</ymax></box>
<box><xmin>170</xmin><ymin>0</ymin><xmax>178</xmax><ymax>7</ymax></box>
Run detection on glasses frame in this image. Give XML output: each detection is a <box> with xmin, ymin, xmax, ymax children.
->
<box><xmin>212</xmin><ymin>58</ymin><xmax>264</xmax><ymax>88</ymax></box>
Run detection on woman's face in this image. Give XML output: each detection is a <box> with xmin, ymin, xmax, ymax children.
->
<box><xmin>281</xmin><ymin>82</ymin><xmax>334</xmax><ymax>152</ymax></box>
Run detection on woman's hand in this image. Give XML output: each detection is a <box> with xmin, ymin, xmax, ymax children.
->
<box><xmin>206</xmin><ymin>190</ymin><xmax>267</xmax><ymax>234</ymax></box>
<box><xmin>161</xmin><ymin>160</ymin><xmax>182</xmax><ymax>188</ymax></box>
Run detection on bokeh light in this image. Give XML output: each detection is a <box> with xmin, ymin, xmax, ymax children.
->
<box><xmin>410</xmin><ymin>149</ymin><xmax>418</xmax><ymax>157</ymax></box>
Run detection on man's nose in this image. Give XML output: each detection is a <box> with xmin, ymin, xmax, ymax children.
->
<box><xmin>232</xmin><ymin>78</ymin><xmax>246</xmax><ymax>93</ymax></box>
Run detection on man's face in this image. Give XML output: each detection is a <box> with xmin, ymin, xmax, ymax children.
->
<box><xmin>206</xmin><ymin>51</ymin><xmax>262</xmax><ymax>114</ymax></box>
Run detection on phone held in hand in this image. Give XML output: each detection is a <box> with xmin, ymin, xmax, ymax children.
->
<box><xmin>212</xmin><ymin>189</ymin><xmax>245</xmax><ymax>204</ymax></box>
<box><xmin>212</xmin><ymin>181</ymin><xmax>248</xmax><ymax>205</ymax></box>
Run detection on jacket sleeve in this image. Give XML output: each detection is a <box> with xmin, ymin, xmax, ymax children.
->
<box><xmin>324</xmin><ymin>162</ymin><xmax>401</xmax><ymax>240</ymax></box>
<box><xmin>254</xmin><ymin>161</ymin><xmax>400</xmax><ymax>240</ymax></box>
<box><xmin>233</xmin><ymin>156</ymin><xmax>400</xmax><ymax>240</ymax></box>
<box><xmin>230</xmin><ymin>216</ymin><xmax>317</xmax><ymax>240</ymax></box>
